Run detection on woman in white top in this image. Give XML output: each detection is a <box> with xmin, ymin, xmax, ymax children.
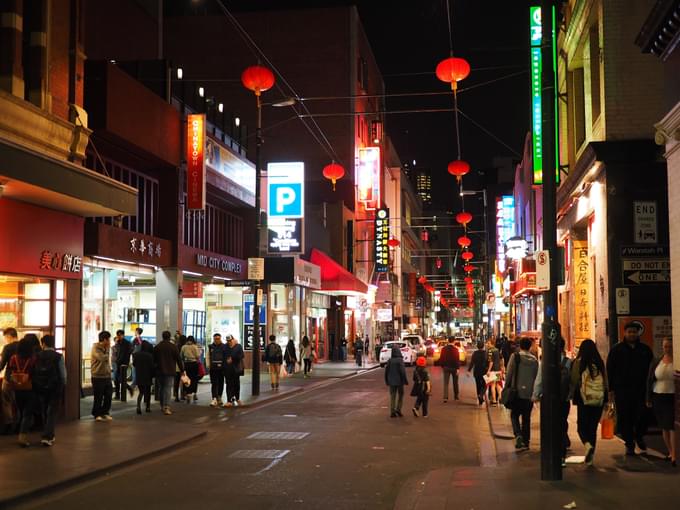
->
<box><xmin>647</xmin><ymin>338</ymin><xmax>676</xmax><ymax>466</ymax></box>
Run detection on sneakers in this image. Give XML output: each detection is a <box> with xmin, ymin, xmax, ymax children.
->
<box><xmin>95</xmin><ymin>416</ymin><xmax>106</xmax><ymax>422</ymax></box>
<box><xmin>103</xmin><ymin>415</ymin><xmax>113</xmax><ymax>421</ymax></box>
<box><xmin>18</xmin><ymin>433</ymin><xmax>30</xmax><ymax>447</ymax></box>
<box><xmin>162</xmin><ymin>407</ymin><xmax>172</xmax><ymax>415</ymax></box>
<box><xmin>210</xmin><ymin>398</ymin><xmax>218</xmax><ymax>408</ymax></box>
<box><xmin>514</xmin><ymin>436</ymin><xmax>525</xmax><ymax>450</ymax></box>
<box><xmin>412</xmin><ymin>407</ymin><xmax>419</xmax><ymax>417</ymax></box>
<box><xmin>223</xmin><ymin>401</ymin><xmax>233</xmax><ymax>408</ymax></box>
<box><xmin>41</xmin><ymin>438</ymin><xmax>55</xmax><ymax>447</ymax></box>
<box><xmin>584</xmin><ymin>442</ymin><xmax>595</xmax><ymax>466</ymax></box>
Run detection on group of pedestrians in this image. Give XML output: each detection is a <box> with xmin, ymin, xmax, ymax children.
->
<box><xmin>205</xmin><ymin>333</ymin><xmax>244</xmax><ymax>407</ymax></box>
<box><xmin>0</xmin><ymin>328</ymin><xmax>66</xmax><ymax>447</ymax></box>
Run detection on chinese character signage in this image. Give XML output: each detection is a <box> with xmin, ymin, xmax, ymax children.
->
<box><xmin>130</xmin><ymin>237</ymin><xmax>162</xmax><ymax>258</ymax></box>
<box><xmin>374</xmin><ymin>208</ymin><xmax>389</xmax><ymax>273</ymax></box>
<box><xmin>573</xmin><ymin>240</ymin><xmax>590</xmax><ymax>347</ymax></box>
<box><xmin>496</xmin><ymin>195</ymin><xmax>515</xmax><ymax>272</ymax></box>
<box><xmin>186</xmin><ymin>113</ymin><xmax>206</xmax><ymax>210</ymax></box>
<box><xmin>357</xmin><ymin>147</ymin><xmax>381</xmax><ymax>210</ymax></box>
<box><xmin>39</xmin><ymin>251</ymin><xmax>82</xmax><ymax>274</ymax></box>
<box><xmin>267</xmin><ymin>162</ymin><xmax>304</xmax><ymax>254</ymax></box>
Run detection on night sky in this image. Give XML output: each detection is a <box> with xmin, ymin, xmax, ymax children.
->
<box><xmin>190</xmin><ymin>0</ymin><xmax>533</xmax><ymax>211</ymax></box>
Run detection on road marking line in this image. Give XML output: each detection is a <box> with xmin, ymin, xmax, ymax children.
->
<box><xmin>247</xmin><ymin>431</ymin><xmax>309</xmax><ymax>440</ymax></box>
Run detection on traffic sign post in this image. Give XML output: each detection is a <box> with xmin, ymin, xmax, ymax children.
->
<box><xmin>622</xmin><ymin>258</ymin><xmax>670</xmax><ymax>285</ymax></box>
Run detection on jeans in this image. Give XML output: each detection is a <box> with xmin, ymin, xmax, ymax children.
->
<box><xmin>286</xmin><ymin>361</ymin><xmax>296</xmax><ymax>375</ymax></box>
<box><xmin>91</xmin><ymin>377</ymin><xmax>113</xmax><ymax>417</ymax></box>
<box><xmin>210</xmin><ymin>369</ymin><xmax>225</xmax><ymax>400</ymax></box>
<box><xmin>615</xmin><ymin>394</ymin><xmax>647</xmax><ymax>449</ymax></box>
<box><xmin>341</xmin><ymin>346</ymin><xmax>347</xmax><ymax>361</ymax></box>
<box><xmin>269</xmin><ymin>363</ymin><xmax>281</xmax><ymax>387</ymax></box>
<box><xmin>226</xmin><ymin>374</ymin><xmax>240</xmax><ymax>402</ymax></box>
<box><xmin>442</xmin><ymin>368</ymin><xmax>459</xmax><ymax>400</ymax></box>
<box><xmin>389</xmin><ymin>385</ymin><xmax>404</xmax><ymax>414</ymax></box>
<box><xmin>510</xmin><ymin>398</ymin><xmax>533</xmax><ymax>444</ymax></box>
<box><xmin>355</xmin><ymin>351</ymin><xmax>363</xmax><ymax>367</ymax></box>
<box><xmin>303</xmin><ymin>359</ymin><xmax>312</xmax><ymax>375</ymax></box>
<box><xmin>473</xmin><ymin>373</ymin><xmax>486</xmax><ymax>403</ymax></box>
<box><xmin>115</xmin><ymin>364</ymin><xmax>132</xmax><ymax>399</ymax></box>
<box><xmin>414</xmin><ymin>393</ymin><xmax>430</xmax><ymax>416</ymax></box>
<box><xmin>38</xmin><ymin>390</ymin><xmax>60</xmax><ymax>439</ymax></box>
<box><xmin>577</xmin><ymin>404</ymin><xmax>603</xmax><ymax>449</ymax></box>
<box><xmin>136</xmin><ymin>385</ymin><xmax>151</xmax><ymax>409</ymax></box>
<box><xmin>158</xmin><ymin>375</ymin><xmax>174</xmax><ymax>408</ymax></box>
<box><xmin>16</xmin><ymin>390</ymin><xmax>36</xmax><ymax>434</ymax></box>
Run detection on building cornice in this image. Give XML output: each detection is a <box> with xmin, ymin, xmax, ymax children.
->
<box><xmin>655</xmin><ymin>101</ymin><xmax>680</xmax><ymax>158</ymax></box>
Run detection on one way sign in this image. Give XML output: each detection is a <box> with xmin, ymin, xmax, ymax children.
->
<box><xmin>624</xmin><ymin>270</ymin><xmax>670</xmax><ymax>285</ymax></box>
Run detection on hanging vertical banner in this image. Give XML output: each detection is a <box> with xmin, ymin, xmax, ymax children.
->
<box><xmin>357</xmin><ymin>147</ymin><xmax>381</xmax><ymax>210</ymax></box>
<box><xmin>573</xmin><ymin>240</ymin><xmax>590</xmax><ymax>347</ymax></box>
<box><xmin>186</xmin><ymin>113</ymin><xmax>206</xmax><ymax>210</ymax></box>
<box><xmin>374</xmin><ymin>208</ymin><xmax>389</xmax><ymax>273</ymax></box>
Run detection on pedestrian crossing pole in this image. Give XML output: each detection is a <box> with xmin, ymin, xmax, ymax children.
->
<box><xmin>539</xmin><ymin>0</ymin><xmax>563</xmax><ymax>481</ymax></box>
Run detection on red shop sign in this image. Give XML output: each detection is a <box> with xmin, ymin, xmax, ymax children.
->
<box><xmin>186</xmin><ymin>113</ymin><xmax>206</xmax><ymax>210</ymax></box>
<box><xmin>0</xmin><ymin>198</ymin><xmax>84</xmax><ymax>279</ymax></box>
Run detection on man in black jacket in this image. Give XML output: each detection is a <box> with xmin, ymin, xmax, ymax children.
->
<box><xmin>440</xmin><ymin>336</ymin><xmax>460</xmax><ymax>402</ymax></box>
<box><xmin>114</xmin><ymin>330</ymin><xmax>134</xmax><ymax>400</ymax></box>
<box><xmin>468</xmin><ymin>341</ymin><xmax>487</xmax><ymax>405</ymax></box>
<box><xmin>606</xmin><ymin>322</ymin><xmax>654</xmax><ymax>456</ymax></box>
<box><xmin>153</xmin><ymin>331</ymin><xmax>184</xmax><ymax>415</ymax></box>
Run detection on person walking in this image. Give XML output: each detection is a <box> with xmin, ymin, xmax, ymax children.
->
<box><xmin>467</xmin><ymin>341</ymin><xmax>488</xmax><ymax>405</ymax></box>
<box><xmin>439</xmin><ymin>336</ymin><xmax>460</xmax><ymax>402</ymax></box>
<box><xmin>505</xmin><ymin>337</ymin><xmax>539</xmax><ymax>450</ymax></box>
<box><xmin>647</xmin><ymin>337</ymin><xmax>676</xmax><ymax>466</ymax></box>
<box><xmin>384</xmin><ymin>345</ymin><xmax>408</xmax><ymax>418</ymax></box>
<box><xmin>133</xmin><ymin>340</ymin><xmax>154</xmax><ymax>415</ymax></box>
<box><xmin>0</xmin><ymin>327</ymin><xmax>19</xmax><ymax>434</ymax></box>
<box><xmin>411</xmin><ymin>356</ymin><xmax>431</xmax><ymax>417</ymax></box>
<box><xmin>9</xmin><ymin>336</ymin><xmax>38</xmax><ymax>446</ymax></box>
<box><xmin>486</xmin><ymin>337</ymin><xmax>504</xmax><ymax>406</ymax></box>
<box><xmin>340</xmin><ymin>337</ymin><xmax>347</xmax><ymax>361</ymax></box>
<box><xmin>606</xmin><ymin>321</ymin><xmax>654</xmax><ymax>456</ymax></box>
<box><xmin>130</xmin><ymin>327</ymin><xmax>144</xmax><ymax>392</ymax></box>
<box><xmin>568</xmin><ymin>338</ymin><xmax>607</xmax><ymax>466</ymax></box>
<box><xmin>354</xmin><ymin>336</ymin><xmax>364</xmax><ymax>367</ymax></box>
<box><xmin>91</xmin><ymin>331</ymin><xmax>113</xmax><ymax>422</ymax></box>
<box><xmin>264</xmin><ymin>335</ymin><xmax>284</xmax><ymax>389</ymax></box>
<box><xmin>284</xmin><ymin>338</ymin><xmax>297</xmax><ymax>376</ymax></box>
<box><xmin>223</xmin><ymin>334</ymin><xmax>244</xmax><ymax>407</ymax></box>
<box><xmin>154</xmin><ymin>331</ymin><xmax>184</xmax><ymax>415</ymax></box>
<box><xmin>180</xmin><ymin>336</ymin><xmax>201</xmax><ymax>403</ymax></box>
<box><xmin>113</xmin><ymin>329</ymin><xmax>134</xmax><ymax>400</ymax></box>
<box><xmin>31</xmin><ymin>335</ymin><xmax>66</xmax><ymax>446</ymax></box>
<box><xmin>173</xmin><ymin>335</ymin><xmax>187</xmax><ymax>402</ymax></box>
<box><xmin>364</xmin><ymin>335</ymin><xmax>370</xmax><ymax>361</ymax></box>
<box><xmin>207</xmin><ymin>333</ymin><xmax>226</xmax><ymax>407</ymax></box>
<box><xmin>300</xmin><ymin>336</ymin><xmax>313</xmax><ymax>378</ymax></box>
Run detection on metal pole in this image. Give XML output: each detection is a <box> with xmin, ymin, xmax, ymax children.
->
<box><xmin>252</xmin><ymin>95</ymin><xmax>263</xmax><ymax>397</ymax></box>
<box><xmin>540</xmin><ymin>0</ymin><xmax>562</xmax><ymax>481</ymax></box>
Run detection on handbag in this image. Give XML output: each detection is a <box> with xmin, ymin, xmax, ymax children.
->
<box><xmin>600</xmin><ymin>403</ymin><xmax>616</xmax><ymax>439</ymax></box>
<box><xmin>180</xmin><ymin>373</ymin><xmax>191</xmax><ymax>387</ymax></box>
<box><xmin>197</xmin><ymin>361</ymin><xmax>206</xmax><ymax>378</ymax></box>
<box><xmin>500</xmin><ymin>354</ymin><xmax>520</xmax><ymax>409</ymax></box>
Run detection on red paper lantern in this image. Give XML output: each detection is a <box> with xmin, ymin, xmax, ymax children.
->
<box><xmin>463</xmin><ymin>264</ymin><xmax>475</xmax><ymax>272</ymax></box>
<box><xmin>435</xmin><ymin>257</ymin><xmax>442</xmax><ymax>269</ymax></box>
<box><xmin>418</xmin><ymin>276</ymin><xmax>427</xmax><ymax>285</ymax></box>
<box><xmin>456</xmin><ymin>211</ymin><xmax>473</xmax><ymax>226</ymax></box>
<box><xmin>447</xmin><ymin>160</ymin><xmax>470</xmax><ymax>181</ymax></box>
<box><xmin>445</xmin><ymin>282</ymin><xmax>450</xmax><ymax>290</ymax></box>
<box><xmin>387</xmin><ymin>237</ymin><xmax>400</xmax><ymax>248</ymax></box>
<box><xmin>420</xmin><ymin>229</ymin><xmax>429</xmax><ymax>242</ymax></box>
<box><xmin>461</xmin><ymin>251</ymin><xmax>474</xmax><ymax>261</ymax></box>
<box><xmin>457</xmin><ymin>235</ymin><xmax>472</xmax><ymax>248</ymax></box>
<box><xmin>424</xmin><ymin>284</ymin><xmax>434</xmax><ymax>293</ymax></box>
<box><xmin>241</xmin><ymin>65</ymin><xmax>275</xmax><ymax>96</ymax></box>
<box><xmin>464</xmin><ymin>276</ymin><xmax>473</xmax><ymax>284</ymax></box>
<box><xmin>322</xmin><ymin>163</ymin><xmax>345</xmax><ymax>191</ymax></box>
<box><xmin>436</xmin><ymin>57</ymin><xmax>471</xmax><ymax>90</ymax></box>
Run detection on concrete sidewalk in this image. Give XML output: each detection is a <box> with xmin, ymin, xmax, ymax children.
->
<box><xmin>1</xmin><ymin>359</ymin><xmax>379</xmax><ymax>508</ymax></box>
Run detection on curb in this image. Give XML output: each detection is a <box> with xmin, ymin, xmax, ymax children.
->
<box><xmin>1</xmin><ymin>429</ymin><xmax>207</xmax><ymax>509</ymax></box>
<box><xmin>485</xmin><ymin>401</ymin><xmax>515</xmax><ymax>440</ymax></box>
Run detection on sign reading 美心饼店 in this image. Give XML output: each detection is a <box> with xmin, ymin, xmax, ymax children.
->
<box><xmin>572</xmin><ymin>240</ymin><xmax>590</xmax><ymax>348</ymax></box>
<box><xmin>267</xmin><ymin>162</ymin><xmax>304</xmax><ymax>254</ymax></box>
<box><xmin>186</xmin><ymin>114</ymin><xmax>206</xmax><ymax>210</ymax></box>
<box><xmin>374</xmin><ymin>208</ymin><xmax>389</xmax><ymax>273</ymax></box>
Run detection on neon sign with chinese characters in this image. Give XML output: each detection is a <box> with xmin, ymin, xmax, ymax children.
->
<box><xmin>357</xmin><ymin>147</ymin><xmax>381</xmax><ymax>210</ymax></box>
<box><xmin>496</xmin><ymin>196</ymin><xmax>515</xmax><ymax>272</ymax></box>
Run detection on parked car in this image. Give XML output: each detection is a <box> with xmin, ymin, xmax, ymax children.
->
<box><xmin>379</xmin><ymin>341</ymin><xmax>418</xmax><ymax>367</ymax></box>
<box><xmin>402</xmin><ymin>334</ymin><xmax>426</xmax><ymax>355</ymax></box>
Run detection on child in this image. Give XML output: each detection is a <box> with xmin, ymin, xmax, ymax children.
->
<box><xmin>411</xmin><ymin>356</ymin><xmax>431</xmax><ymax>417</ymax></box>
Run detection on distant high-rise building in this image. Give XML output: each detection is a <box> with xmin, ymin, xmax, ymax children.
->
<box><xmin>415</xmin><ymin>168</ymin><xmax>432</xmax><ymax>206</ymax></box>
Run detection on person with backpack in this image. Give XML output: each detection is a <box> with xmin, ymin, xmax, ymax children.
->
<box><xmin>384</xmin><ymin>345</ymin><xmax>408</xmax><ymax>418</ymax></box>
<box><xmin>606</xmin><ymin>321</ymin><xmax>654</xmax><ymax>456</ymax></box>
<box><xmin>284</xmin><ymin>338</ymin><xmax>297</xmax><ymax>376</ymax></box>
<box><xmin>207</xmin><ymin>333</ymin><xmax>226</xmax><ymax>407</ymax></box>
<box><xmin>438</xmin><ymin>336</ymin><xmax>460</xmax><ymax>402</ymax></box>
<box><xmin>133</xmin><ymin>340</ymin><xmax>154</xmax><ymax>415</ymax></box>
<box><xmin>31</xmin><ymin>335</ymin><xmax>66</xmax><ymax>446</ymax></box>
<box><xmin>9</xmin><ymin>335</ymin><xmax>39</xmax><ymax>446</ymax></box>
<box><xmin>1</xmin><ymin>327</ymin><xmax>20</xmax><ymax>434</ymax></box>
<box><xmin>504</xmin><ymin>337</ymin><xmax>539</xmax><ymax>450</ymax></box>
<box><xmin>300</xmin><ymin>336</ymin><xmax>313</xmax><ymax>378</ymax></box>
<box><xmin>569</xmin><ymin>339</ymin><xmax>607</xmax><ymax>465</ymax></box>
<box><xmin>354</xmin><ymin>337</ymin><xmax>364</xmax><ymax>367</ymax></box>
<box><xmin>91</xmin><ymin>331</ymin><xmax>113</xmax><ymax>422</ymax></box>
<box><xmin>263</xmin><ymin>335</ymin><xmax>283</xmax><ymax>390</ymax></box>
<box><xmin>467</xmin><ymin>341</ymin><xmax>488</xmax><ymax>405</ymax></box>
<box><xmin>533</xmin><ymin>337</ymin><xmax>573</xmax><ymax>462</ymax></box>
<box><xmin>411</xmin><ymin>356</ymin><xmax>431</xmax><ymax>417</ymax></box>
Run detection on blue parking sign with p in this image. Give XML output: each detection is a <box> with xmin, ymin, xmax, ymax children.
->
<box><xmin>269</xmin><ymin>183</ymin><xmax>302</xmax><ymax>217</ymax></box>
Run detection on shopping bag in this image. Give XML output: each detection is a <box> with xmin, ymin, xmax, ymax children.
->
<box><xmin>180</xmin><ymin>373</ymin><xmax>191</xmax><ymax>387</ymax></box>
<box><xmin>197</xmin><ymin>361</ymin><xmax>206</xmax><ymax>378</ymax></box>
<box><xmin>280</xmin><ymin>364</ymin><xmax>288</xmax><ymax>378</ymax></box>
<box><xmin>483</xmin><ymin>373</ymin><xmax>495</xmax><ymax>385</ymax></box>
<box><xmin>600</xmin><ymin>404</ymin><xmax>615</xmax><ymax>440</ymax></box>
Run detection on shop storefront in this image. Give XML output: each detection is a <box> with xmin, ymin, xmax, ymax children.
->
<box><xmin>0</xmin><ymin>198</ymin><xmax>85</xmax><ymax>419</ymax></box>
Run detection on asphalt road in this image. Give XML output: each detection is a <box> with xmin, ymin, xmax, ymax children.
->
<box><xmin>19</xmin><ymin>366</ymin><xmax>492</xmax><ymax>510</ymax></box>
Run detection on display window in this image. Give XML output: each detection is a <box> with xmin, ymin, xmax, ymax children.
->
<box><xmin>0</xmin><ymin>274</ymin><xmax>67</xmax><ymax>351</ymax></box>
<box><xmin>269</xmin><ymin>284</ymin><xmax>301</xmax><ymax>351</ymax></box>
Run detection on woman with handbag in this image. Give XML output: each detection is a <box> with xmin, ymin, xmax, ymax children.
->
<box><xmin>647</xmin><ymin>337</ymin><xmax>676</xmax><ymax>466</ymax></box>
<box><xmin>9</xmin><ymin>335</ymin><xmax>39</xmax><ymax>447</ymax></box>
<box><xmin>300</xmin><ymin>336</ymin><xmax>313</xmax><ymax>379</ymax></box>
<box><xmin>569</xmin><ymin>338</ymin><xmax>607</xmax><ymax>466</ymax></box>
<box><xmin>180</xmin><ymin>336</ymin><xmax>201</xmax><ymax>403</ymax></box>
<box><xmin>223</xmin><ymin>335</ymin><xmax>244</xmax><ymax>407</ymax></box>
<box><xmin>503</xmin><ymin>337</ymin><xmax>538</xmax><ymax>450</ymax></box>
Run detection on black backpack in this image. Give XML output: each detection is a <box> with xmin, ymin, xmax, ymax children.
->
<box><xmin>33</xmin><ymin>350</ymin><xmax>62</xmax><ymax>392</ymax></box>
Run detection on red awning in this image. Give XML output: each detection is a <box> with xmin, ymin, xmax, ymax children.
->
<box><xmin>309</xmin><ymin>249</ymin><xmax>368</xmax><ymax>295</ymax></box>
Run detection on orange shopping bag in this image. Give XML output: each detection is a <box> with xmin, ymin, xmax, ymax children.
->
<box><xmin>600</xmin><ymin>404</ymin><xmax>615</xmax><ymax>440</ymax></box>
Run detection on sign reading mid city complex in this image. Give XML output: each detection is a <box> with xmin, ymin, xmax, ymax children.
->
<box><xmin>267</xmin><ymin>162</ymin><xmax>304</xmax><ymax>254</ymax></box>
<box><xmin>374</xmin><ymin>208</ymin><xmax>389</xmax><ymax>273</ymax></box>
<box><xmin>186</xmin><ymin>113</ymin><xmax>206</xmax><ymax>210</ymax></box>
<box><xmin>529</xmin><ymin>6</ymin><xmax>558</xmax><ymax>186</ymax></box>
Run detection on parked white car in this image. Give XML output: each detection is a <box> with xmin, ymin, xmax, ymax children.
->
<box><xmin>402</xmin><ymin>335</ymin><xmax>426</xmax><ymax>356</ymax></box>
<box><xmin>379</xmin><ymin>340</ymin><xmax>419</xmax><ymax>367</ymax></box>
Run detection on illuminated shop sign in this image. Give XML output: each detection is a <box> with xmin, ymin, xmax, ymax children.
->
<box><xmin>357</xmin><ymin>147</ymin><xmax>381</xmax><ymax>210</ymax></box>
<box><xmin>205</xmin><ymin>137</ymin><xmax>255</xmax><ymax>206</ymax></box>
<box><xmin>529</xmin><ymin>6</ymin><xmax>559</xmax><ymax>186</ymax></box>
<box><xmin>374</xmin><ymin>208</ymin><xmax>389</xmax><ymax>273</ymax></box>
<box><xmin>186</xmin><ymin>114</ymin><xmax>206</xmax><ymax>210</ymax></box>
<box><xmin>496</xmin><ymin>196</ymin><xmax>515</xmax><ymax>272</ymax></box>
<box><xmin>267</xmin><ymin>162</ymin><xmax>305</xmax><ymax>254</ymax></box>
